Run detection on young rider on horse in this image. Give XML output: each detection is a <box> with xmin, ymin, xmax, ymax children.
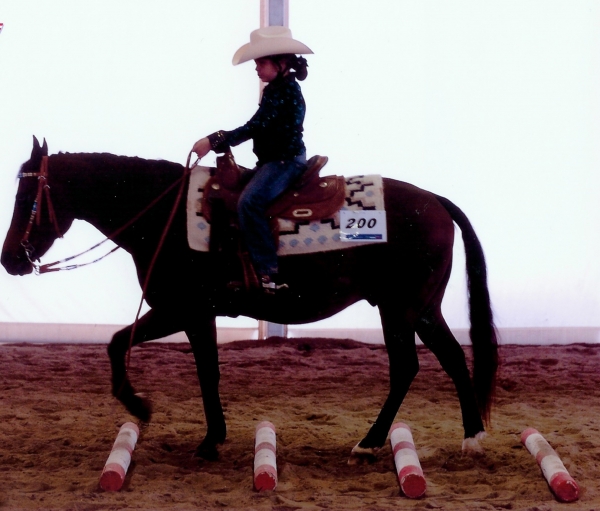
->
<box><xmin>192</xmin><ymin>26</ymin><xmax>312</xmax><ymax>294</ymax></box>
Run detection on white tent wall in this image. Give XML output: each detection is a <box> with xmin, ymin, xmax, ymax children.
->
<box><xmin>1</xmin><ymin>323</ymin><xmax>599</xmax><ymax>346</ymax></box>
<box><xmin>1</xmin><ymin>1</ymin><xmax>599</xmax><ymax>344</ymax></box>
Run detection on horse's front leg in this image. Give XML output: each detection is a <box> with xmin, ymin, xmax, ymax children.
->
<box><xmin>185</xmin><ymin>317</ymin><xmax>226</xmax><ymax>460</ymax></box>
<box><xmin>107</xmin><ymin>308</ymin><xmax>181</xmax><ymax>422</ymax></box>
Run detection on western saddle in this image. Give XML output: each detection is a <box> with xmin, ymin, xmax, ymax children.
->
<box><xmin>201</xmin><ymin>151</ymin><xmax>345</xmax><ymax>290</ymax></box>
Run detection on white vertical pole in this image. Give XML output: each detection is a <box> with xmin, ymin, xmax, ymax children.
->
<box><xmin>258</xmin><ymin>0</ymin><xmax>289</xmax><ymax>340</ymax></box>
<box><xmin>261</xmin><ymin>0</ymin><xmax>289</xmax><ymax>27</ymax></box>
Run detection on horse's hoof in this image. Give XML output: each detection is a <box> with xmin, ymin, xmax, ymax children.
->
<box><xmin>194</xmin><ymin>441</ymin><xmax>222</xmax><ymax>461</ymax></box>
<box><xmin>462</xmin><ymin>431</ymin><xmax>486</xmax><ymax>455</ymax></box>
<box><xmin>348</xmin><ymin>443</ymin><xmax>379</xmax><ymax>465</ymax></box>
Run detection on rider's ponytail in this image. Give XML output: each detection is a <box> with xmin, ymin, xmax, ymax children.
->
<box><xmin>272</xmin><ymin>54</ymin><xmax>309</xmax><ymax>81</ymax></box>
<box><xmin>289</xmin><ymin>55</ymin><xmax>308</xmax><ymax>81</ymax></box>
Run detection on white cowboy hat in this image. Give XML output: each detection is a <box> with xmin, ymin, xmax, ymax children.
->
<box><xmin>232</xmin><ymin>26</ymin><xmax>313</xmax><ymax>65</ymax></box>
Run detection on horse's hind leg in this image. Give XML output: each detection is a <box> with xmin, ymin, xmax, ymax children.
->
<box><xmin>351</xmin><ymin>303</ymin><xmax>419</xmax><ymax>460</ymax></box>
<box><xmin>416</xmin><ymin>307</ymin><xmax>485</xmax><ymax>452</ymax></box>
<box><xmin>107</xmin><ymin>308</ymin><xmax>181</xmax><ymax>422</ymax></box>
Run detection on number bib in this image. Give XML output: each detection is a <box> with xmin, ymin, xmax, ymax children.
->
<box><xmin>339</xmin><ymin>210</ymin><xmax>387</xmax><ymax>242</ymax></box>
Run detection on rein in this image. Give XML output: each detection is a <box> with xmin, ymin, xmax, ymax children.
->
<box><xmin>125</xmin><ymin>151</ymin><xmax>196</xmax><ymax>371</ymax></box>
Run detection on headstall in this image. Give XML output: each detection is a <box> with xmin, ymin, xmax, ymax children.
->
<box><xmin>18</xmin><ymin>155</ymin><xmax>63</xmax><ymax>272</ymax></box>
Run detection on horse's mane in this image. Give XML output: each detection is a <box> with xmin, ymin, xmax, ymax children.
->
<box><xmin>56</xmin><ymin>151</ymin><xmax>181</xmax><ymax>167</ymax></box>
<box><xmin>67</xmin><ymin>154</ymin><xmax>187</xmax><ymax>193</ymax></box>
<box><xmin>17</xmin><ymin>151</ymin><xmax>183</xmax><ymax>181</ymax></box>
<box><xmin>55</xmin><ymin>152</ymin><xmax>183</xmax><ymax>178</ymax></box>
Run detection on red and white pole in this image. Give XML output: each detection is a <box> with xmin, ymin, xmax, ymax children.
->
<box><xmin>389</xmin><ymin>423</ymin><xmax>426</xmax><ymax>498</ymax></box>
<box><xmin>254</xmin><ymin>421</ymin><xmax>278</xmax><ymax>491</ymax></box>
<box><xmin>521</xmin><ymin>428</ymin><xmax>579</xmax><ymax>502</ymax></box>
<box><xmin>100</xmin><ymin>422</ymin><xmax>140</xmax><ymax>491</ymax></box>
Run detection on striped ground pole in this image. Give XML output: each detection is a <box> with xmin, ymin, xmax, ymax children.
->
<box><xmin>389</xmin><ymin>423</ymin><xmax>426</xmax><ymax>498</ymax></box>
<box><xmin>100</xmin><ymin>422</ymin><xmax>140</xmax><ymax>491</ymax></box>
<box><xmin>521</xmin><ymin>427</ymin><xmax>579</xmax><ymax>502</ymax></box>
<box><xmin>254</xmin><ymin>421</ymin><xmax>278</xmax><ymax>491</ymax></box>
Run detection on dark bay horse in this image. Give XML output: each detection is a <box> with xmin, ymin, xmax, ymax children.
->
<box><xmin>2</xmin><ymin>137</ymin><xmax>498</xmax><ymax>461</ymax></box>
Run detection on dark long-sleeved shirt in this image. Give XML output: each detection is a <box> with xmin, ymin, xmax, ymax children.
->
<box><xmin>208</xmin><ymin>75</ymin><xmax>306</xmax><ymax>166</ymax></box>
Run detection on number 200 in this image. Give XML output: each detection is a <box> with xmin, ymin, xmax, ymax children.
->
<box><xmin>345</xmin><ymin>218</ymin><xmax>377</xmax><ymax>229</ymax></box>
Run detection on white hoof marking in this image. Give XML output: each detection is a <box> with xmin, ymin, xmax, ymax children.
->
<box><xmin>462</xmin><ymin>431</ymin><xmax>486</xmax><ymax>454</ymax></box>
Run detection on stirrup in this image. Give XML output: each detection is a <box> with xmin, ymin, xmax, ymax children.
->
<box><xmin>261</xmin><ymin>275</ymin><xmax>289</xmax><ymax>294</ymax></box>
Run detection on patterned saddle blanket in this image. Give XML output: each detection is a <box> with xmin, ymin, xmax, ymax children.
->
<box><xmin>186</xmin><ymin>166</ymin><xmax>386</xmax><ymax>255</ymax></box>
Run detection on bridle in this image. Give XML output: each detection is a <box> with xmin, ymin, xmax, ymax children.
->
<box><xmin>17</xmin><ymin>154</ymin><xmax>121</xmax><ymax>274</ymax></box>
<box><xmin>18</xmin><ymin>155</ymin><xmax>64</xmax><ymax>273</ymax></box>
<box><xmin>16</xmin><ymin>152</ymin><xmax>197</xmax><ymax>275</ymax></box>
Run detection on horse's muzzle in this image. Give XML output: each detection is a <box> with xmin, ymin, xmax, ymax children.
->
<box><xmin>1</xmin><ymin>250</ymin><xmax>34</xmax><ymax>276</ymax></box>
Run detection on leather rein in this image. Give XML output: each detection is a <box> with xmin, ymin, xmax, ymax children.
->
<box><xmin>18</xmin><ymin>153</ymin><xmax>196</xmax><ymax>274</ymax></box>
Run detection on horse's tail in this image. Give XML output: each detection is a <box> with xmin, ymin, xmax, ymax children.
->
<box><xmin>435</xmin><ymin>194</ymin><xmax>499</xmax><ymax>426</ymax></box>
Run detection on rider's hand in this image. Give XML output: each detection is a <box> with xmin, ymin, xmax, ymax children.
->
<box><xmin>192</xmin><ymin>137</ymin><xmax>211</xmax><ymax>159</ymax></box>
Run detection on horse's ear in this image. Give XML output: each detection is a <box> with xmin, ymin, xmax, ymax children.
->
<box><xmin>31</xmin><ymin>135</ymin><xmax>48</xmax><ymax>162</ymax></box>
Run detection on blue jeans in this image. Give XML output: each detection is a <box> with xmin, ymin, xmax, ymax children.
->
<box><xmin>238</xmin><ymin>153</ymin><xmax>307</xmax><ymax>276</ymax></box>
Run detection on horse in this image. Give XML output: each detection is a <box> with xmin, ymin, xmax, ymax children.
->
<box><xmin>2</xmin><ymin>137</ymin><xmax>498</xmax><ymax>461</ymax></box>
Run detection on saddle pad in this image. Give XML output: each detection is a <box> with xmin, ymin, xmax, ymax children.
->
<box><xmin>186</xmin><ymin>165</ymin><xmax>385</xmax><ymax>255</ymax></box>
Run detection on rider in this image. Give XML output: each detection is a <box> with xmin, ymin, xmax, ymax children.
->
<box><xmin>192</xmin><ymin>26</ymin><xmax>312</xmax><ymax>293</ymax></box>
